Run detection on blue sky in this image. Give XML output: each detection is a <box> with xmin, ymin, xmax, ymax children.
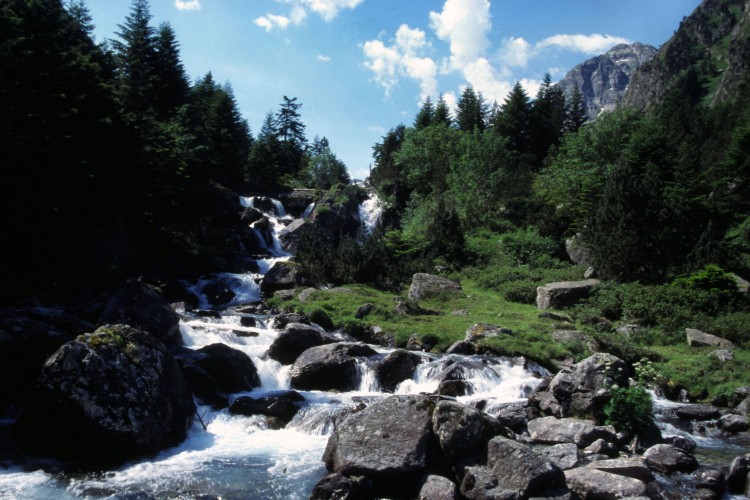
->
<box><xmin>86</xmin><ymin>0</ymin><xmax>702</xmax><ymax>180</ymax></box>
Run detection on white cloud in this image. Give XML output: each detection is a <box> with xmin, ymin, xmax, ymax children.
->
<box><xmin>519</xmin><ymin>78</ymin><xmax>542</xmax><ymax>99</ymax></box>
<box><xmin>362</xmin><ymin>25</ymin><xmax>437</xmax><ymax>102</ymax></box>
<box><xmin>429</xmin><ymin>0</ymin><xmax>491</xmax><ymax>71</ymax></box>
<box><xmin>254</xmin><ymin>14</ymin><xmax>293</xmax><ymax>31</ymax></box>
<box><xmin>317</xmin><ymin>54</ymin><xmax>331</xmax><ymax>62</ymax></box>
<box><xmin>257</xmin><ymin>0</ymin><xmax>363</xmax><ymax>31</ymax></box>
<box><xmin>498</xmin><ymin>37</ymin><xmax>533</xmax><ymax>68</ymax></box>
<box><xmin>537</xmin><ymin>33</ymin><xmax>631</xmax><ymax>54</ymax></box>
<box><xmin>175</xmin><ymin>0</ymin><xmax>201</xmax><ymax>11</ymax></box>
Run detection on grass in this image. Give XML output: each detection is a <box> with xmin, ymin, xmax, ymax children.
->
<box><xmin>271</xmin><ymin>279</ymin><xmax>582</xmax><ymax>370</ymax></box>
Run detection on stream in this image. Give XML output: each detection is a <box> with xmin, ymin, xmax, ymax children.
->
<box><xmin>1</xmin><ymin>195</ymin><xmax>748</xmax><ymax>499</ymax></box>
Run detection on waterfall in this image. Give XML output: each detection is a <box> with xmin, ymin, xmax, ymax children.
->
<box><xmin>358</xmin><ymin>194</ymin><xmax>383</xmax><ymax>236</ymax></box>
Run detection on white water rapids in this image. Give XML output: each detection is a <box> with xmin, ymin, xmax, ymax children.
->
<box><xmin>0</xmin><ymin>194</ymin><xmax>544</xmax><ymax>499</ymax></box>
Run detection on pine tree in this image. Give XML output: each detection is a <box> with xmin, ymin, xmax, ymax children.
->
<box><xmin>414</xmin><ymin>96</ymin><xmax>434</xmax><ymax>130</ymax></box>
<box><xmin>531</xmin><ymin>73</ymin><xmax>566</xmax><ymax>165</ymax></box>
<box><xmin>153</xmin><ymin>23</ymin><xmax>189</xmax><ymax>119</ymax></box>
<box><xmin>495</xmin><ymin>82</ymin><xmax>532</xmax><ymax>154</ymax></box>
<box><xmin>275</xmin><ymin>95</ymin><xmax>306</xmax><ymax>148</ymax></box>
<box><xmin>565</xmin><ymin>84</ymin><xmax>587</xmax><ymax>132</ymax></box>
<box><xmin>112</xmin><ymin>0</ymin><xmax>157</xmax><ymax>115</ymax></box>
<box><xmin>434</xmin><ymin>93</ymin><xmax>452</xmax><ymax>126</ymax></box>
<box><xmin>456</xmin><ymin>85</ymin><xmax>487</xmax><ymax>131</ymax></box>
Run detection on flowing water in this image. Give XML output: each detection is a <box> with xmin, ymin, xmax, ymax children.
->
<box><xmin>2</xmin><ymin>195</ymin><xmax>747</xmax><ymax>499</ymax></box>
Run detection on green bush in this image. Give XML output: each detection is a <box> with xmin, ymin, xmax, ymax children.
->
<box><xmin>501</xmin><ymin>227</ymin><xmax>557</xmax><ymax>265</ymax></box>
<box><xmin>604</xmin><ymin>385</ymin><xmax>654</xmax><ymax>433</ymax></box>
<box><xmin>695</xmin><ymin>311</ymin><xmax>750</xmax><ymax>346</ymax></box>
<box><xmin>500</xmin><ymin>280</ymin><xmax>538</xmax><ymax>304</ymax></box>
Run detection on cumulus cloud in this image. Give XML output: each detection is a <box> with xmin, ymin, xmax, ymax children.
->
<box><xmin>257</xmin><ymin>0</ymin><xmax>363</xmax><ymax>31</ymax></box>
<box><xmin>429</xmin><ymin>0</ymin><xmax>491</xmax><ymax>70</ymax></box>
<box><xmin>537</xmin><ymin>33</ymin><xmax>631</xmax><ymax>54</ymax></box>
<box><xmin>498</xmin><ymin>37</ymin><xmax>533</xmax><ymax>68</ymax></box>
<box><xmin>175</xmin><ymin>0</ymin><xmax>201</xmax><ymax>10</ymax></box>
<box><xmin>317</xmin><ymin>54</ymin><xmax>331</xmax><ymax>62</ymax></box>
<box><xmin>362</xmin><ymin>25</ymin><xmax>438</xmax><ymax>102</ymax></box>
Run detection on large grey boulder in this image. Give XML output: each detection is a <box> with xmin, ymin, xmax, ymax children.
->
<box><xmin>374</xmin><ymin>349</ymin><xmax>422</xmax><ymax>392</ymax></box>
<box><xmin>718</xmin><ymin>414</ymin><xmax>749</xmax><ymax>433</ymax></box>
<box><xmin>643</xmin><ymin>444</ymin><xmax>699</xmax><ymax>474</ymax></box>
<box><xmin>564</xmin><ymin>467</ymin><xmax>649</xmax><ymax>499</ymax></box>
<box><xmin>686</xmin><ymin>328</ymin><xmax>736</xmax><ymax>348</ymax></box>
<box><xmin>323</xmin><ymin>394</ymin><xmax>435</xmax><ymax>497</ymax></box>
<box><xmin>565</xmin><ymin>234</ymin><xmax>593</xmax><ymax>267</ymax></box>
<box><xmin>228</xmin><ymin>390</ymin><xmax>304</xmax><ymax>426</ymax></box>
<box><xmin>536</xmin><ymin>279</ymin><xmax>599</xmax><ymax>310</ymax></box>
<box><xmin>537</xmin><ymin>443</ymin><xmax>581</xmax><ymax>470</ymax></box>
<box><xmin>728</xmin><ymin>454</ymin><xmax>750</xmax><ymax>494</ymax></box>
<box><xmin>585</xmin><ymin>457</ymin><xmax>654</xmax><ymax>482</ymax></box>
<box><xmin>418</xmin><ymin>475</ymin><xmax>459</xmax><ymax>500</ymax></box>
<box><xmin>309</xmin><ymin>473</ymin><xmax>372</xmax><ymax>500</ymax></box>
<box><xmin>674</xmin><ymin>404</ymin><xmax>720</xmax><ymax>421</ymax></box>
<box><xmin>99</xmin><ymin>278</ymin><xmax>182</xmax><ymax>345</ymax></box>
<box><xmin>290</xmin><ymin>342</ymin><xmax>376</xmax><ymax>391</ymax></box>
<box><xmin>278</xmin><ymin>219</ymin><xmax>315</xmax><ymax>253</ymax></box>
<box><xmin>15</xmin><ymin>325</ymin><xmax>194</xmax><ymax>462</ymax></box>
<box><xmin>408</xmin><ymin>273</ymin><xmax>462</xmax><ymax>301</ymax></box>
<box><xmin>432</xmin><ymin>400</ymin><xmax>510</xmax><ymax>477</ymax></box>
<box><xmin>528</xmin><ymin>416</ymin><xmax>617</xmax><ymax>448</ymax></box>
<box><xmin>460</xmin><ymin>436</ymin><xmax>565</xmax><ymax>499</ymax></box>
<box><xmin>266</xmin><ymin>323</ymin><xmax>337</xmax><ymax>365</ymax></box>
<box><xmin>529</xmin><ymin>353</ymin><xmax>629</xmax><ymax>420</ymax></box>
<box><xmin>261</xmin><ymin>261</ymin><xmax>300</xmax><ymax>298</ymax></box>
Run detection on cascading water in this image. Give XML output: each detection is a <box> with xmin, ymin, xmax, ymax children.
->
<box><xmin>358</xmin><ymin>193</ymin><xmax>382</xmax><ymax>236</ymax></box>
<box><xmin>0</xmin><ymin>196</ymin><xmax>558</xmax><ymax>498</ymax></box>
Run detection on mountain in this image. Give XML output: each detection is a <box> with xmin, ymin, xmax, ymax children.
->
<box><xmin>558</xmin><ymin>42</ymin><xmax>657</xmax><ymax>121</ymax></box>
<box><xmin>624</xmin><ymin>0</ymin><xmax>750</xmax><ymax>110</ymax></box>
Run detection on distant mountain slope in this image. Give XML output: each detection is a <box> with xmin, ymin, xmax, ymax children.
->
<box><xmin>558</xmin><ymin>42</ymin><xmax>657</xmax><ymax>121</ymax></box>
<box><xmin>624</xmin><ymin>0</ymin><xmax>750</xmax><ymax>109</ymax></box>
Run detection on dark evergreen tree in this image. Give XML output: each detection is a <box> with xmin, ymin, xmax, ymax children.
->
<box><xmin>455</xmin><ymin>85</ymin><xmax>487</xmax><ymax>131</ymax></box>
<box><xmin>275</xmin><ymin>95</ymin><xmax>307</xmax><ymax>176</ymax></box>
<box><xmin>305</xmin><ymin>136</ymin><xmax>350</xmax><ymax>189</ymax></box>
<box><xmin>414</xmin><ymin>96</ymin><xmax>435</xmax><ymax>130</ymax></box>
<box><xmin>565</xmin><ymin>84</ymin><xmax>587</xmax><ymax>133</ymax></box>
<box><xmin>495</xmin><ymin>82</ymin><xmax>532</xmax><ymax>154</ymax></box>
<box><xmin>65</xmin><ymin>0</ymin><xmax>94</xmax><ymax>36</ymax></box>
<box><xmin>531</xmin><ymin>74</ymin><xmax>566</xmax><ymax>165</ymax></box>
<box><xmin>112</xmin><ymin>0</ymin><xmax>157</xmax><ymax>115</ymax></box>
<box><xmin>247</xmin><ymin>111</ymin><xmax>283</xmax><ymax>193</ymax></box>
<box><xmin>434</xmin><ymin>93</ymin><xmax>452</xmax><ymax>126</ymax></box>
<box><xmin>371</xmin><ymin>125</ymin><xmax>409</xmax><ymax>212</ymax></box>
<box><xmin>154</xmin><ymin>23</ymin><xmax>189</xmax><ymax>119</ymax></box>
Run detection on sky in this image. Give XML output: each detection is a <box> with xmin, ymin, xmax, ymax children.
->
<box><xmin>86</xmin><ymin>0</ymin><xmax>703</xmax><ymax>180</ymax></box>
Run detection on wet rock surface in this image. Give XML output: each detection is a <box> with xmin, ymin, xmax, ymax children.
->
<box><xmin>289</xmin><ymin>342</ymin><xmax>377</xmax><ymax>391</ymax></box>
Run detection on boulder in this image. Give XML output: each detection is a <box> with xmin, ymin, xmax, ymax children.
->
<box><xmin>674</xmin><ymin>404</ymin><xmax>721</xmax><ymax>421</ymax></box>
<box><xmin>583</xmin><ymin>438</ymin><xmax>618</xmax><ymax>458</ymax></box>
<box><xmin>374</xmin><ymin>349</ymin><xmax>422</xmax><ymax>393</ymax></box>
<box><xmin>278</xmin><ymin>219</ymin><xmax>315</xmax><ymax>253</ymax></box>
<box><xmin>528</xmin><ymin>353</ymin><xmax>629</xmax><ymax>420</ymax></box>
<box><xmin>694</xmin><ymin>468</ymin><xmax>725</xmax><ymax>496</ymax></box>
<box><xmin>355</xmin><ymin>303</ymin><xmax>375</xmax><ymax>320</ymax></box>
<box><xmin>408</xmin><ymin>273</ymin><xmax>462</xmax><ymax>301</ymax></box>
<box><xmin>585</xmin><ymin>457</ymin><xmax>654</xmax><ymax>482</ymax></box>
<box><xmin>309</xmin><ymin>473</ymin><xmax>373</xmax><ymax>500</ymax></box>
<box><xmin>266</xmin><ymin>323</ymin><xmax>337</xmax><ymax>365</ymax></box>
<box><xmin>195</xmin><ymin>343</ymin><xmax>260</xmax><ymax>392</ymax></box>
<box><xmin>445</xmin><ymin>340</ymin><xmax>475</xmax><ymax>355</ymax></box>
<box><xmin>487</xmin><ymin>402</ymin><xmax>528</xmax><ymax>434</ymax></box>
<box><xmin>643</xmin><ymin>444</ymin><xmax>699</xmax><ymax>474</ymax></box>
<box><xmin>460</xmin><ymin>437</ymin><xmax>565</xmax><ymax>499</ymax></box>
<box><xmin>464</xmin><ymin>323</ymin><xmax>513</xmax><ymax>342</ymax></box>
<box><xmin>527</xmin><ymin>416</ymin><xmax>617</xmax><ymax>448</ymax></box>
<box><xmin>686</xmin><ymin>328</ymin><xmax>736</xmax><ymax>348</ymax></box>
<box><xmin>240</xmin><ymin>206</ymin><xmax>264</xmax><ymax>224</ymax></box>
<box><xmin>728</xmin><ymin>454</ymin><xmax>750</xmax><ymax>494</ymax></box>
<box><xmin>565</xmin><ymin>234</ymin><xmax>593</xmax><ymax>267</ymax></box>
<box><xmin>278</xmin><ymin>190</ymin><xmax>316</xmax><ymax>217</ymax></box>
<box><xmin>15</xmin><ymin>325</ymin><xmax>194</xmax><ymax>462</ymax></box>
<box><xmin>273</xmin><ymin>313</ymin><xmax>309</xmax><ymax>328</ymax></box>
<box><xmin>537</xmin><ymin>443</ymin><xmax>581</xmax><ymax>470</ymax></box>
<box><xmin>536</xmin><ymin>279</ymin><xmax>600</xmax><ymax>310</ymax></box>
<box><xmin>290</xmin><ymin>343</ymin><xmax>376</xmax><ymax>392</ymax></box>
<box><xmin>717</xmin><ymin>414</ymin><xmax>749</xmax><ymax>433</ymax></box>
<box><xmin>663</xmin><ymin>434</ymin><xmax>696</xmax><ymax>452</ymax></box>
<box><xmin>228</xmin><ymin>391</ymin><xmax>304</xmax><ymax>425</ymax></box>
<box><xmin>261</xmin><ymin>261</ymin><xmax>300</xmax><ymax>298</ymax></box>
<box><xmin>564</xmin><ymin>468</ymin><xmax>648</xmax><ymax>499</ymax></box>
<box><xmin>432</xmin><ymin>400</ymin><xmax>510</xmax><ymax>476</ymax></box>
<box><xmin>99</xmin><ymin>279</ymin><xmax>182</xmax><ymax>345</ymax></box>
<box><xmin>438</xmin><ymin>380</ymin><xmax>470</xmax><ymax>397</ymax></box>
<box><xmin>709</xmin><ymin>349</ymin><xmax>734</xmax><ymax>362</ymax></box>
<box><xmin>418</xmin><ymin>475</ymin><xmax>459</xmax><ymax>500</ymax></box>
<box><xmin>735</xmin><ymin>398</ymin><xmax>750</xmax><ymax>416</ymax></box>
<box><xmin>322</xmin><ymin>394</ymin><xmax>435</xmax><ymax>497</ymax></box>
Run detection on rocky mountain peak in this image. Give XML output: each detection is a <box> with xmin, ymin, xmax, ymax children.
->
<box><xmin>558</xmin><ymin>42</ymin><xmax>658</xmax><ymax>121</ymax></box>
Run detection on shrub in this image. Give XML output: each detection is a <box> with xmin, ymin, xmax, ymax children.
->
<box><xmin>604</xmin><ymin>385</ymin><xmax>654</xmax><ymax>433</ymax></box>
<box><xmin>500</xmin><ymin>280</ymin><xmax>538</xmax><ymax>304</ymax></box>
<box><xmin>501</xmin><ymin>227</ymin><xmax>557</xmax><ymax>265</ymax></box>
<box><xmin>695</xmin><ymin>311</ymin><xmax>750</xmax><ymax>346</ymax></box>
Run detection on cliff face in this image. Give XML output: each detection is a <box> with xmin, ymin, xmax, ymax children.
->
<box><xmin>558</xmin><ymin>42</ymin><xmax>657</xmax><ymax>121</ymax></box>
<box><xmin>624</xmin><ymin>0</ymin><xmax>750</xmax><ymax>110</ymax></box>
